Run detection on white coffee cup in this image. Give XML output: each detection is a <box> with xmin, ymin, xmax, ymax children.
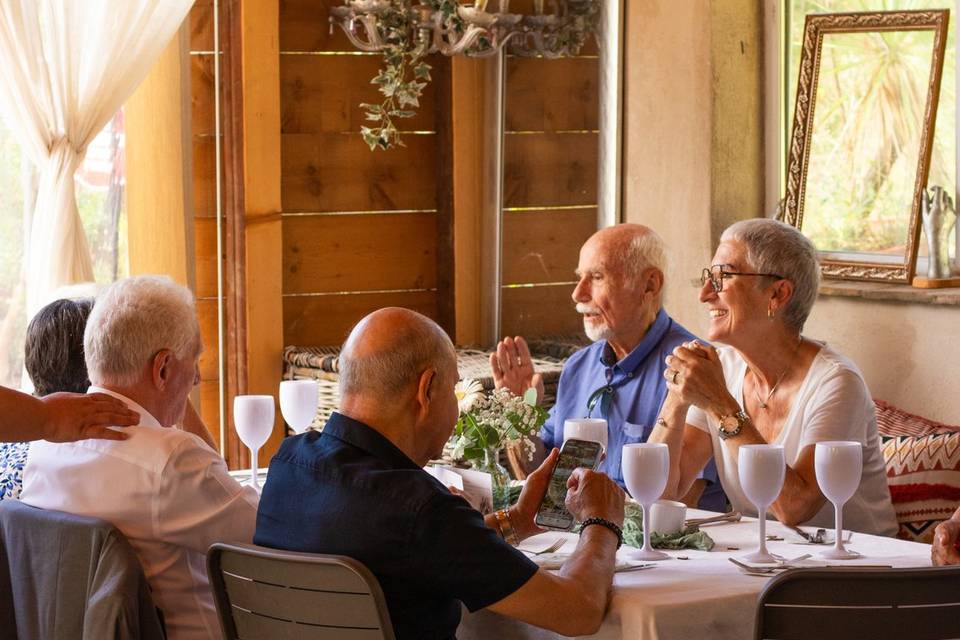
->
<box><xmin>563</xmin><ymin>418</ymin><xmax>608</xmax><ymax>452</ymax></box>
<box><xmin>649</xmin><ymin>499</ymin><xmax>687</xmax><ymax>535</ymax></box>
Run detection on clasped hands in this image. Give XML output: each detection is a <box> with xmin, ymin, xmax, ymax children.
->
<box><xmin>663</xmin><ymin>341</ymin><xmax>731</xmax><ymax>413</ymax></box>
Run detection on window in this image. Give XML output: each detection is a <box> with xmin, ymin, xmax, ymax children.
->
<box><xmin>768</xmin><ymin>0</ymin><xmax>956</xmax><ymax>268</ymax></box>
<box><xmin>0</xmin><ymin>113</ymin><xmax>127</xmax><ymax>389</ymax></box>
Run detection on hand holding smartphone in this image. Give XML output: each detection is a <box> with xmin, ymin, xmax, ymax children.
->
<box><xmin>534</xmin><ymin>438</ymin><xmax>603</xmax><ymax>530</ymax></box>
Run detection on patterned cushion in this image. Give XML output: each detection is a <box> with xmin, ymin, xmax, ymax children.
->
<box><xmin>0</xmin><ymin>442</ymin><xmax>28</xmax><ymax>501</ymax></box>
<box><xmin>875</xmin><ymin>398</ymin><xmax>959</xmax><ymax>438</ymax></box>
<box><xmin>883</xmin><ymin>433</ymin><xmax>960</xmax><ymax>543</ymax></box>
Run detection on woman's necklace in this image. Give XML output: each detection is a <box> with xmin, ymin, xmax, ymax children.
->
<box><xmin>751</xmin><ymin>335</ymin><xmax>803</xmax><ymax>410</ymax></box>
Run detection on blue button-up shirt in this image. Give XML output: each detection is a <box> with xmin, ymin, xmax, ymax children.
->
<box><xmin>541</xmin><ymin>309</ymin><xmax>725</xmax><ymax>510</ymax></box>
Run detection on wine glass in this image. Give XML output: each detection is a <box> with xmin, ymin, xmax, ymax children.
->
<box><xmin>622</xmin><ymin>443</ymin><xmax>670</xmax><ymax>561</ymax></box>
<box><xmin>738</xmin><ymin>444</ymin><xmax>785</xmax><ymax>563</ymax></box>
<box><xmin>279</xmin><ymin>380</ymin><xmax>319</xmax><ymax>434</ymax></box>
<box><xmin>563</xmin><ymin>418</ymin><xmax>608</xmax><ymax>453</ymax></box>
<box><xmin>815</xmin><ymin>441</ymin><xmax>862</xmax><ymax>560</ymax></box>
<box><xmin>234</xmin><ymin>395</ymin><xmax>275</xmax><ymax>493</ymax></box>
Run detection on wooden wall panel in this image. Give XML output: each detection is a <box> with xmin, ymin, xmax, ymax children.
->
<box><xmin>502</xmin><ymin>208</ymin><xmax>595</xmax><ymax>285</ymax></box>
<box><xmin>284</xmin><ymin>291</ymin><xmax>439</xmax><ymax>346</ymax></box>
<box><xmin>198</xmin><ymin>379</ymin><xmax>221</xmax><ymax>449</ymax></box>
<box><xmin>500</xmin><ymin>46</ymin><xmax>599</xmax><ymax>340</ymax></box>
<box><xmin>281</xmin><ymin>56</ymin><xmax>437</xmax><ymax>134</ymax></box>
<box><xmin>284</xmin><ymin>213</ymin><xmax>437</xmax><ymax>294</ymax></box>
<box><xmin>191</xmin><ymin>55</ymin><xmax>215</xmax><ymax>136</ymax></box>
<box><xmin>282</xmin><ymin>133</ymin><xmax>438</xmax><ymax>212</ymax></box>
<box><xmin>503</xmin><ymin>133</ymin><xmax>598</xmax><ymax>208</ymax></box>
<box><xmin>194</xmin><ymin>217</ymin><xmax>219</xmax><ymax>298</ymax></box>
<box><xmin>197</xmin><ymin>298</ymin><xmax>220</xmax><ymax>381</ymax></box>
<box><xmin>505</xmin><ymin>58</ymin><xmax>599</xmax><ymax>132</ymax></box>
<box><xmin>190</xmin><ymin>0</ymin><xmax>214</xmax><ymax>52</ymax></box>
<box><xmin>280</xmin><ymin>0</ymin><xmax>357</xmax><ymax>52</ymax></box>
<box><xmin>193</xmin><ymin>138</ymin><xmax>217</xmax><ymax>218</ymax></box>
<box><xmin>501</xmin><ymin>285</ymin><xmax>581</xmax><ymax>338</ymax></box>
<box><xmin>189</xmin><ymin>0</ymin><xmax>222</xmax><ymax>449</ymax></box>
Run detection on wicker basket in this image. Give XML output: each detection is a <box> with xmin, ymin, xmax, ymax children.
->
<box><xmin>282</xmin><ymin>339</ymin><xmax>585</xmax><ymax>431</ymax></box>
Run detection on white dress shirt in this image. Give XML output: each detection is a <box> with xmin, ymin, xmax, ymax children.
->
<box><xmin>21</xmin><ymin>387</ymin><xmax>259</xmax><ymax>640</ymax></box>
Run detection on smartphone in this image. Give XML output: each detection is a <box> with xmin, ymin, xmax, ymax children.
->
<box><xmin>534</xmin><ymin>438</ymin><xmax>603</xmax><ymax>531</ymax></box>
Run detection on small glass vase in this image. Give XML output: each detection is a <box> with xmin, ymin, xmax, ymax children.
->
<box><xmin>475</xmin><ymin>446</ymin><xmax>512</xmax><ymax>512</ymax></box>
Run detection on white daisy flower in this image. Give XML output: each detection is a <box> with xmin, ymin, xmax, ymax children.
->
<box><xmin>455</xmin><ymin>378</ymin><xmax>484</xmax><ymax>413</ymax></box>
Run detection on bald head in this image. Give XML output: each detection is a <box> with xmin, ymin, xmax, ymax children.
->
<box><xmin>339</xmin><ymin>308</ymin><xmax>457</xmax><ymax>400</ymax></box>
<box><xmin>584</xmin><ymin>224</ymin><xmax>667</xmax><ymax>281</ymax></box>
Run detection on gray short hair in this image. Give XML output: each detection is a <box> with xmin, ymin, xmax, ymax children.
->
<box><xmin>339</xmin><ymin>318</ymin><xmax>456</xmax><ymax>398</ymax></box>
<box><xmin>617</xmin><ymin>228</ymin><xmax>668</xmax><ymax>279</ymax></box>
<box><xmin>84</xmin><ymin>276</ymin><xmax>200</xmax><ymax>386</ymax></box>
<box><xmin>721</xmin><ymin>219</ymin><xmax>820</xmax><ymax>331</ymax></box>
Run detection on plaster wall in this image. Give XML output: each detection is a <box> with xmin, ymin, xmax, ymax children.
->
<box><xmin>622</xmin><ymin>0</ymin><xmax>960</xmax><ymax>424</ymax></box>
<box><xmin>805</xmin><ymin>297</ymin><xmax>960</xmax><ymax>423</ymax></box>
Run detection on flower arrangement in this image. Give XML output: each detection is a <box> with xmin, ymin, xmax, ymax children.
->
<box><xmin>451</xmin><ymin>379</ymin><xmax>547</xmax><ymax>466</ymax></box>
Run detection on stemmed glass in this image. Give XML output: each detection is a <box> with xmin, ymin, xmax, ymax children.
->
<box><xmin>563</xmin><ymin>418</ymin><xmax>608</xmax><ymax>453</ymax></box>
<box><xmin>815</xmin><ymin>441</ymin><xmax>862</xmax><ymax>560</ymax></box>
<box><xmin>234</xmin><ymin>395</ymin><xmax>275</xmax><ymax>493</ymax></box>
<box><xmin>622</xmin><ymin>443</ymin><xmax>670</xmax><ymax>561</ymax></box>
<box><xmin>279</xmin><ymin>380</ymin><xmax>319</xmax><ymax>434</ymax></box>
<box><xmin>738</xmin><ymin>444</ymin><xmax>785</xmax><ymax>563</ymax></box>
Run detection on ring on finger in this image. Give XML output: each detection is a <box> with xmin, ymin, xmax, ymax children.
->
<box><xmin>671</xmin><ymin>370</ymin><xmax>680</xmax><ymax>384</ymax></box>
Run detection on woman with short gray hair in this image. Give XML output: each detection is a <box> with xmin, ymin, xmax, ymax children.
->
<box><xmin>649</xmin><ymin>218</ymin><xmax>897</xmax><ymax>536</ymax></box>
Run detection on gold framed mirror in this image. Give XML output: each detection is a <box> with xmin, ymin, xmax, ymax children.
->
<box><xmin>784</xmin><ymin>10</ymin><xmax>949</xmax><ymax>283</ymax></box>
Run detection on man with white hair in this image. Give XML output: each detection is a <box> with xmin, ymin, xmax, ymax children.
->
<box><xmin>21</xmin><ymin>275</ymin><xmax>258</xmax><ymax>640</ymax></box>
<box><xmin>492</xmin><ymin>224</ymin><xmax>724</xmax><ymax>508</ymax></box>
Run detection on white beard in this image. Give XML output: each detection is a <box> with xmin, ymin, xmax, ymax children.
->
<box><xmin>583</xmin><ymin>319</ymin><xmax>612</xmax><ymax>342</ymax></box>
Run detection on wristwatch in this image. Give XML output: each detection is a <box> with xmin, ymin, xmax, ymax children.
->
<box><xmin>717</xmin><ymin>409</ymin><xmax>749</xmax><ymax>440</ymax></box>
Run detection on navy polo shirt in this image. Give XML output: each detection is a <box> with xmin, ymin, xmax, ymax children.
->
<box><xmin>254</xmin><ymin>412</ymin><xmax>539</xmax><ymax>640</ymax></box>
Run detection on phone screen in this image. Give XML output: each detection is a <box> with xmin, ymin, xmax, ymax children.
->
<box><xmin>535</xmin><ymin>438</ymin><xmax>602</xmax><ymax>530</ymax></box>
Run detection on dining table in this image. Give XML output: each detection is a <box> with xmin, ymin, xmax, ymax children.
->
<box><xmin>457</xmin><ymin>508</ymin><xmax>934</xmax><ymax>640</ymax></box>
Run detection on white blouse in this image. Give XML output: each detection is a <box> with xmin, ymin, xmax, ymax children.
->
<box><xmin>687</xmin><ymin>344</ymin><xmax>897</xmax><ymax>537</ymax></box>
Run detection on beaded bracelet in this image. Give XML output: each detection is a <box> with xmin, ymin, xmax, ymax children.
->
<box><xmin>580</xmin><ymin>517</ymin><xmax>624</xmax><ymax>549</ymax></box>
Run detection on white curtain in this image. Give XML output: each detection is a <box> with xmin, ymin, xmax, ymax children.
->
<box><xmin>0</xmin><ymin>0</ymin><xmax>194</xmax><ymax>314</ymax></box>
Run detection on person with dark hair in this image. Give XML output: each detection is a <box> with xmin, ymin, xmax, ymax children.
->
<box><xmin>1</xmin><ymin>298</ymin><xmax>138</xmax><ymax>500</ymax></box>
<box><xmin>24</xmin><ymin>298</ymin><xmax>94</xmax><ymax>396</ymax></box>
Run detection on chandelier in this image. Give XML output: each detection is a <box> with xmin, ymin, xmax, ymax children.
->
<box><xmin>329</xmin><ymin>0</ymin><xmax>601</xmax><ymax>59</ymax></box>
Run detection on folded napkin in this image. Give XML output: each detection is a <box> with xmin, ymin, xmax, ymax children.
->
<box><xmin>620</xmin><ymin>503</ymin><xmax>715</xmax><ymax>551</ymax></box>
<box><xmin>509</xmin><ymin>487</ymin><xmax>714</xmax><ymax>551</ymax></box>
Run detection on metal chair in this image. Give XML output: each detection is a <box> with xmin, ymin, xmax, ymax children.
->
<box><xmin>755</xmin><ymin>566</ymin><xmax>960</xmax><ymax>640</ymax></box>
<box><xmin>207</xmin><ymin>542</ymin><xmax>396</xmax><ymax>640</ymax></box>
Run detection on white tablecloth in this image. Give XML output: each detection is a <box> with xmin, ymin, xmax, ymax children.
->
<box><xmin>458</xmin><ymin>509</ymin><xmax>933</xmax><ymax>640</ymax></box>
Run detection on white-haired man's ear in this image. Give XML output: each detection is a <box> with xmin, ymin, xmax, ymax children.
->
<box><xmin>152</xmin><ymin>349</ymin><xmax>174</xmax><ymax>390</ymax></box>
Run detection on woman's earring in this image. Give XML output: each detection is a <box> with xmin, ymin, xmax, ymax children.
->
<box><xmin>767</xmin><ymin>304</ymin><xmax>775</xmax><ymax>319</ymax></box>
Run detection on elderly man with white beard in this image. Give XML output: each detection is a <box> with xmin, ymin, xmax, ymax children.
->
<box><xmin>491</xmin><ymin>224</ymin><xmax>724</xmax><ymax>509</ymax></box>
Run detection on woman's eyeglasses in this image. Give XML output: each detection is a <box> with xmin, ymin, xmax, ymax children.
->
<box><xmin>699</xmin><ymin>265</ymin><xmax>784</xmax><ymax>293</ymax></box>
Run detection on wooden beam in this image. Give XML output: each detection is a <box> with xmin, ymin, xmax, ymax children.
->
<box><xmin>240</xmin><ymin>0</ymin><xmax>285</xmax><ymax>464</ymax></box>
<box><xmin>451</xmin><ymin>57</ymin><xmax>487</xmax><ymax>346</ymax></box>
<box><xmin>125</xmin><ymin>27</ymin><xmax>194</xmax><ymax>287</ymax></box>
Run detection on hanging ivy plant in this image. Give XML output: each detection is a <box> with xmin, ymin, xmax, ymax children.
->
<box><xmin>360</xmin><ymin>0</ymin><xmax>463</xmax><ymax>151</ymax></box>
